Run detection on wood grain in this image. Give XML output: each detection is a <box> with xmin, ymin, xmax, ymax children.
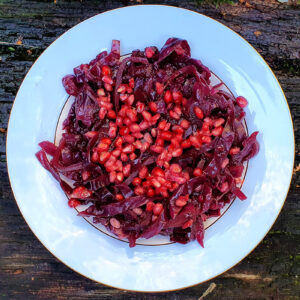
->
<box><xmin>0</xmin><ymin>0</ymin><xmax>299</xmax><ymax>299</ymax></box>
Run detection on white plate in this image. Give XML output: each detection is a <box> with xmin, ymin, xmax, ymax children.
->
<box><xmin>7</xmin><ymin>5</ymin><xmax>294</xmax><ymax>292</ymax></box>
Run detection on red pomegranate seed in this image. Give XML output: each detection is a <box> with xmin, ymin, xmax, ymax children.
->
<box><xmin>136</xmin><ymin>102</ymin><xmax>145</xmax><ymax>113</ymax></box>
<box><xmin>115</xmin><ymin>160</ymin><xmax>123</xmax><ymax>172</ymax></box>
<box><xmin>193</xmin><ymin>168</ymin><xmax>203</xmax><ymax>177</ymax></box>
<box><xmin>115</xmin><ymin>137</ymin><xmax>123</xmax><ymax>148</ymax></box>
<box><xmin>141</xmin><ymin>142</ymin><xmax>150</xmax><ymax>152</ymax></box>
<box><xmin>143</xmin><ymin>132</ymin><xmax>153</xmax><ymax>144</ymax></box>
<box><xmin>175</xmin><ymin>198</ymin><xmax>187</xmax><ymax>207</ymax></box>
<box><xmin>106</xmin><ymin>109</ymin><xmax>116</xmax><ymax>119</ymax></box>
<box><xmin>214</xmin><ymin>118</ymin><xmax>225</xmax><ymax>127</ymax></box>
<box><xmin>202</xmin><ymin>122</ymin><xmax>210</xmax><ymax>132</ymax></box>
<box><xmin>128</xmin><ymin>78</ymin><xmax>134</xmax><ymax>88</ymax></box>
<box><xmin>122</xmin><ymin>135</ymin><xmax>134</xmax><ymax>144</ymax></box>
<box><xmin>159</xmin><ymin>187</ymin><xmax>168</xmax><ymax>198</ymax></box>
<box><xmin>158</xmin><ymin>120</ymin><xmax>167</xmax><ymax>130</ymax></box>
<box><xmin>153</xmin><ymin>203</ymin><xmax>163</xmax><ymax>216</ymax></box>
<box><xmin>126</xmin><ymin>109</ymin><xmax>137</xmax><ymax>122</ymax></box>
<box><xmin>101</xmin><ymin>65</ymin><xmax>111</xmax><ymax>75</ymax></box>
<box><xmin>68</xmin><ymin>198</ymin><xmax>81</xmax><ymax>208</ymax></box>
<box><xmin>132</xmin><ymin>177</ymin><xmax>142</xmax><ymax>186</ymax></box>
<box><xmin>85</xmin><ymin>131</ymin><xmax>98</xmax><ymax>139</ymax></box>
<box><xmin>156</xmin><ymin>176</ymin><xmax>167</xmax><ymax>186</ymax></box>
<box><xmin>116</xmin><ymin>193</ymin><xmax>124</xmax><ymax>201</ymax></box>
<box><xmin>202</xmin><ymin>136</ymin><xmax>212</xmax><ymax>144</ymax></box>
<box><xmin>150</xmin><ymin>145</ymin><xmax>164</xmax><ymax>153</ymax></box>
<box><xmin>115</xmin><ymin>116</ymin><xmax>123</xmax><ymax>127</ymax></box>
<box><xmin>134</xmin><ymin>140</ymin><xmax>142</xmax><ymax>149</ymax></box>
<box><xmin>132</xmin><ymin>132</ymin><xmax>143</xmax><ymax>139</ymax></box>
<box><xmin>112</xmin><ymin>149</ymin><xmax>121</xmax><ymax>157</ymax></box>
<box><xmin>110</xmin><ymin>218</ymin><xmax>120</xmax><ymax>229</ymax></box>
<box><xmin>149</xmin><ymin>102</ymin><xmax>157</xmax><ymax>112</ymax></box>
<box><xmin>221</xmin><ymin>158</ymin><xmax>229</xmax><ymax>169</ymax></box>
<box><xmin>183</xmin><ymin>171</ymin><xmax>190</xmax><ymax>181</ymax></box>
<box><xmin>130</xmin><ymin>153</ymin><xmax>137</xmax><ymax>160</ymax></box>
<box><xmin>123</xmin><ymin>117</ymin><xmax>131</xmax><ymax>126</ymax></box>
<box><xmin>116</xmin><ymin>172</ymin><xmax>124</xmax><ymax>182</ymax></box>
<box><xmin>181</xmin><ymin>139</ymin><xmax>192</xmax><ymax>148</ymax></box>
<box><xmin>151</xmin><ymin>128</ymin><xmax>157</xmax><ymax>137</ymax></box>
<box><xmin>101</xmin><ymin>138</ymin><xmax>112</xmax><ymax>145</ymax></box>
<box><xmin>172</xmin><ymin>148</ymin><xmax>183</xmax><ymax>157</ymax></box>
<box><xmin>204</xmin><ymin>117</ymin><xmax>213</xmax><ymax>124</ymax></box>
<box><xmin>172</xmin><ymin>91</ymin><xmax>183</xmax><ymax>104</ymax></box>
<box><xmin>97</xmin><ymin>142</ymin><xmax>109</xmax><ymax>152</ymax></box>
<box><xmin>151</xmin><ymin>178</ymin><xmax>161</xmax><ymax>188</ymax></box>
<box><xmin>156</xmin><ymin>137</ymin><xmax>164</xmax><ymax>146</ymax></box>
<box><xmin>104</xmin><ymin>83</ymin><xmax>113</xmax><ymax>92</ymax></box>
<box><xmin>180</xmin><ymin>119</ymin><xmax>190</xmax><ymax>129</ymax></box>
<box><xmin>109</xmin><ymin>171</ymin><xmax>116</xmax><ymax>183</ymax></box>
<box><xmin>219</xmin><ymin>182</ymin><xmax>229</xmax><ymax>192</ymax></box>
<box><xmin>170</xmin><ymin>164</ymin><xmax>182</xmax><ymax>173</ymax></box>
<box><xmin>126</xmin><ymin>86</ymin><xmax>133</xmax><ymax>94</ymax></box>
<box><xmin>139</xmin><ymin>120</ymin><xmax>150</xmax><ymax>131</ymax></box>
<box><xmin>182</xmin><ymin>219</ymin><xmax>193</xmax><ymax>229</ymax></box>
<box><xmin>146</xmin><ymin>201</ymin><xmax>155</xmax><ymax>211</ymax></box>
<box><xmin>172</xmin><ymin>182</ymin><xmax>179</xmax><ymax>191</ymax></box>
<box><xmin>130</xmin><ymin>123</ymin><xmax>140</xmax><ymax>133</ymax></box>
<box><xmin>145</xmin><ymin>47</ymin><xmax>155</xmax><ymax>58</ymax></box>
<box><xmin>164</xmin><ymin>90</ymin><xmax>173</xmax><ymax>103</ymax></box>
<box><xmin>117</xmin><ymin>84</ymin><xmax>126</xmax><ymax>93</ymax></box>
<box><xmin>161</xmin><ymin>131</ymin><xmax>173</xmax><ymax>140</ymax></box>
<box><xmin>229</xmin><ymin>147</ymin><xmax>241</xmax><ymax>155</ymax></box>
<box><xmin>99</xmin><ymin>151</ymin><xmax>111</xmax><ymax>163</ymax></box>
<box><xmin>174</xmin><ymin>106</ymin><xmax>182</xmax><ymax>115</ymax></box>
<box><xmin>119</xmin><ymin>127</ymin><xmax>130</xmax><ymax>136</ymax></box>
<box><xmin>194</xmin><ymin>107</ymin><xmax>204</xmax><ymax>119</ymax></box>
<box><xmin>142</xmin><ymin>111</ymin><xmax>152</xmax><ymax>122</ymax></box>
<box><xmin>143</xmin><ymin>180</ymin><xmax>152</xmax><ymax>188</ymax></box>
<box><xmin>127</xmin><ymin>94</ymin><xmax>135</xmax><ymax>105</ymax></box>
<box><xmin>236</xmin><ymin>96</ymin><xmax>248</xmax><ymax>108</ymax></box>
<box><xmin>120</xmin><ymin>94</ymin><xmax>128</xmax><ymax>102</ymax></box>
<box><xmin>151</xmin><ymin>114</ymin><xmax>161</xmax><ymax>124</ymax></box>
<box><xmin>152</xmin><ymin>167</ymin><xmax>165</xmax><ymax>177</ymax></box>
<box><xmin>134</xmin><ymin>186</ymin><xmax>145</xmax><ymax>195</ymax></box>
<box><xmin>97</xmin><ymin>88</ymin><xmax>105</xmax><ymax>96</ymax></box>
<box><xmin>102</xmin><ymin>75</ymin><xmax>113</xmax><ymax>85</ymax></box>
<box><xmin>91</xmin><ymin>152</ymin><xmax>99</xmax><ymax>162</ymax></box>
<box><xmin>70</xmin><ymin>186</ymin><xmax>92</xmax><ymax>199</ymax></box>
<box><xmin>120</xmin><ymin>153</ymin><xmax>128</xmax><ymax>162</ymax></box>
<box><xmin>108</xmin><ymin>125</ymin><xmax>117</xmax><ymax>138</ymax></box>
<box><xmin>155</xmin><ymin>82</ymin><xmax>164</xmax><ymax>95</ymax></box>
<box><xmin>99</xmin><ymin>107</ymin><xmax>107</xmax><ymax>119</ymax></box>
<box><xmin>211</xmin><ymin>126</ymin><xmax>223</xmax><ymax>137</ymax></box>
<box><xmin>139</xmin><ymin>166</ymin><xmax>148</xmax><ymax>179</ymax></box>
<box><xmin>133</xmin><ymin>207</ymin><xmax>143</xmax><ymax>215</ymax></box>
<box><xmin>169</xmin><ymin>110</ymin><xmax>180</xmax><ymax>120</ymax></box>
<box><xmin>122</xmin><ymin>144</ymin><xmax>135</xmax><ymax>153</ymax></box>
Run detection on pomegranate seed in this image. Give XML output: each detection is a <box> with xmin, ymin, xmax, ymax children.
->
<box><xmin>156</xmin><ymin>138</ymin><xmax>164</xmax><ymax>146</ymax></box>
<box><xmin>110</xmin><ymin>218</ymin><xmax>120</xmax><ymax>229</ymax></box>
<box><xmin>214</xmin><ymin>118</ymin><xmax>225</xmax><ymax>127</ymax></box>
<box><xmin>82</xmin><ymin>171</ymin><xmax>90</xmax><ymax>181</ymax></box>
<box><xmin>123</xmin><ymin>117</ymin><xmax>131</xmax><ymax>126</ymax></box>
<box><xmin>161</xmin><ymin>131</ymin><xmax>173</xmax><ymax>140</ymax></box>
<box><xmin>99</xmin><ymin>151</ymin><xmax>111</xmax><ymax>163</ymax></box>
<box><xmin>172</xmin><ymin>91</ymin><xmax>183</xmax><ymax>104</ymax></box>
<box><xmin>229</xmin><ymin>147</ymin><xmax>241</xmax><ymax>155</ymax></box>
<box><xmin>219</xmin><ymin>182</ymin><xmax>229</xmax><ymax>192</ymax></box>
<box><xmin>143</xmin><ymin>180</ymin><xmax>152</xmax><ymax>188</ymax></box>
<box><xmin>172</xmin><ymin>148</ymin><xmax>183</xmax><ymax>157</ymax></box>
<box><xmin>126</xmin><ymin>109</ymin><xmax>137</xmax><ymax>122</ymax></box>
<box><xmin>116</xmin><ymin>172</ymin><xmax>124</xmax><ymax>182</ymax></box>
<box><xmin>151</xmin><ymin>128</ymin><xmax>157</xmax><ymax>137</ymax></box>
<box><xmin>126</xmin><ymin>86</ymin><xmax>133</xmax><ymax>94</ymax></box>
<box><xmin>151</xmin><ymin>113</ymin><xmax>161</xmax><ymax>124</ymax></box>
<box><xmin>127</xmin><ymin>94</ymin><xmax>135</xmax><ymax>105</ymax></box>
<box><xmin>141</xmin><ymin>141</ymin><xmax>150</xmax><ymax>152</ymax></box>
<box><xmin>129</xmin><ymin>78</ymin><xmax>134</xmax><ymax>88</ymax></box>
<box><xmin>120</xmin><ymin>153</ymin><xmax>128</xmax><ymax>162</ymax></box>
<box><xmin>133</xmin><ymin>207</ymin><xmax>143</xmax><ymax>215</ymax></box>
<box><xmin>158</xmin><ymin>120</ymin><xmax>167</xmax><ymax>130</ymax></box>
<box><xmin>136</xmin><ymin>102</ymin><xmax>145</xmax><ymax>113</ymax></box>
<box><xmin>111</xmin><ymin>149</ymin><xmax>121</xmax><ymax>157</ymax></box>
<box><xmin>204</xmin><ymin>117</ymin><xmax>213</xmax><ymax>125</ymax></box>
<box><xmin>155</xmin><ymin>82</ymin><xmax>164</xmax><ymax>95</ymax></box>
<box><xmin>189</xmin><ymin>136</ymin><xmax>202</xmax><ymax>148</ymax></box>
<box><xmin>142</xmin><ymin>111</ymin><xmax>152</xmax><ymax>122</ymax></box>
<box><xmin>108</xmin><ymin>125</ymin><xmax>117</xmax><ymax>138</ymax></box>
<box><xmin>211</xmin><ymin>126</ymin><xmax>223</xmax><ymax>137</ymax></box>
<box><xmin>236</xmin><ymin>96</ymin><xmax>248</xmax><ymax>108</ymax></box>
<box><xmin>122</xmin><ymin>144</ymin><xmax>135</xmax><ymax>153</ymax></box>
<box><xmin>170</xmin><ymin>164</ymin><xmax>182</xmax><ymax>173</ymax></box>
<box><xmin>85</xmin><ymin>131</ymin><xmax>98</xmax><ymax>138</ymax></box>
<box><xmin>104</xmin><ymin>83</ymin><xmax>113</xmax><ymax>92</ymax></box>
<box><xmin>202</xmin><ymin>136</ymin><xmax>212</xmax><ymax>144</ymax></box>
<box><xmin>176</xmin><ymin>198</ymin><xmax>187</xmax><ymax>207</ymax></box>
<box><xmin>97</xmin><ymin>142</ymin><xmax>109</xmax><ymax>152</ymax></box>
<box><xmin>152</xmin><ymin>167</ymin><xmax>165</xmax><ymax>177</ymax></box>
<box><xmin>149</xmin><ymin>102</ymin><xmax>157</xmax><ymax>112</ymax></box>
<box><xmin>139</xmin><ymin>120</ymin><xmax>150</xmax><ymax>131</ymax></box>
<box><xmin>183</xmin><ymin>171</ymin><xmax>190</xmax><ymax>181</ymax></box>
<box><xmin>143</xmin><ymin>132</ymin><xmax>152</xmax><ymax>144</ymax></box>
<box><xmin>146</xmin><ymin>201</ymin><xmax>155</xmax><ymax>211</ymax></box>
<box><xmin>97</xmin><ymin>88</ymin><xmax>105</xmax><ymax>96</ymax></box>
<box><xmin>153</xmin><ymin>203</ymin><xmax>163</xmax><ymax>216</ymax></box>
<box><xmin>139</xmin><ymin>166</ymin><xmax>148</xmax><ymax>179</ymax></box>
<box><xmin>181</xmin><ymin>139</ymin><xmax>192</xmax><ymax>148</ymax></box>
<box><xmin>150</xmin><ymin>145</ymin><xmax>164</xmax><ymax>153</ymax></box>
<box><xmin>180</xmin><ymin>119</ymin><xmax>190</xmax><ymax>129</ymax></box>
<box><xmin>164</xmin><ymin>90</ymin><xmax>173</xmax><ymax>103</ymax></box>
<box><xmin>130</xmin><ymin>123</ymin><xmax>140</xmax><ymax>133</ymax></box>
<box><xmin>130</xmin><ymin>153</ymin><xmax>137</xmax><ymax>160</ymax></box>
<box><xmin>159</xmin><ymin>187</ymin><xmax>168</xmax><ymax>198</ymax></box>
<box><xmin>123</xmin><ymin>135</ymin><xmax>135</xmax><ymax>144</ymax></box>
<box><xmin>172</xmin><ymin>182</ymin><xmax>179</xmax><ymax>191</ymax></box>
<box><xmin>115</xmin><ymin>137</ymin><xmax>123</xmax><ymax>148</ymax></box>
<box><xmin>134</xmin><ymin>140</ymin><xmax>143</xmax><ymax>149</ymax></box>
<box><xmin>202</xmin><ymin>122</ymin><xmax>210</xmax><ymax>132</ymax></box>
<box><xmin>119</xmin><ymin>127</ymin><xmax>130</xmax><ymax>136</ymax></box>
<box><xmin>134</xmin><ymin>186</ymin><xmax>145</xmax><ymax>195</ymax></box>
<box><xmin>102</xmin><ymin>75</ymin><xmax>113</xmax><ymax>85</ymax></box>
<box><xmin>132</xmin><ymin>177</ymin><xmax>142</xmax><ymax>186</ymax></box>
<box><xmin>182</xmin><ymin>219</ymin><xmax>193</xmax><ymax>229</ymax></box>
<box><xmin>156</xmin><ymin>176</ymin><xmax>167</xmax><ymax>186</ymax></box>
<box><xmin>120</xmin><ymin>94</ymin><xmax>128</xmax><ymax>102</ymax></box>
<box><xmin>68</xmin><ymin>198</ymin><xmax>81</xmax><ymax>208</ymax></box>
<box><xmin>164</xmin><ymin>180</ymin><xmax>172</xmax><ymax>189</ymax></box>
<box><xmin>70</xmin><ymin>186</ymin><xmax>92</xmax><ymax>199</ymax></box>
<box><xmin>193</xmin><ymin>168</ymin><xmax>203</xmax><ymax>177</ymax></box>
<box><xmin>164</xmin><ymin>162</ymin><xmax>170</xmax><ymax>169</ymax></box>
<box><xmin>194</xmin><ymin>107</ymin><xmax>204</xmax><ymax>119</ymax></box>
<box><xmin>116</xmin><ymin>193</ymin><xmax>124</xmax><ymax>201</ymax></box>
<box><xmin>99</xmin><ymin>107</ymin><xmax>107</xmax><ymax>119</ymax></box>
<box><xmin>169</xmin><ymin>110</ymin><xmax>180</xmax><ymax>120</ymax></box>
<box><xmin>145</xmin><ymin>47</ymin><xmax>155</xmax><ymax>58</ymax></box>
<box><xmin>221</xmin><ymin>158</ymin><xmax>229</xmax><ymax>169</ymax></box>
<box><xmin>174</xmin><ymin>106</ymin><xmax>182</xmax><ymax>115</ymax></box>
<box><xmin>132</xmin><ymin>132</ymin><xmax>143</xmax><ymax>139</ymax></box>
<box><xmin>123</xmin><ymin>164</ymin><xmax>131</xmax><ymax>177</ymax></box>
<box><xmin>115</xmin><ymin>116</ymin><xmax>123</xmax><ymax>127</ymax></box>
<box><xmin>105</xmin><ymin>109</ymin><xmax>116</xmax><ymax>119</ymax></box>
<box><xmin>101</xmin><ymin>65</ymin><xmax>111</xmax><ymax>75</ymax></box>
<box><xmin>115</xmin><ymin>160</ymin><xmax>123</xmax><ymax>172</ymax></box>
<box><xmin>102</xmin><ymin>138</ymin><xmax>112</xmax><ymax>145</ymax></box>
<box><xmin>151</xmin><ymin>178</ymin><xmax>161</xmax><ymax>188</ymax></box>
<box><xmin>91</xmin><ymin>152</ymin><xmax>99</xmax><ymax>162</ymax></box>
<box><xmin>117</xmin><ymin>85</ymin><xmax>126</xmax><ymax>93</ymax></box>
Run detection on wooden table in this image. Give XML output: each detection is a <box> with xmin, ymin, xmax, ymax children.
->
<box><xmin>0</xmin><ymin>1</ymin><xmax>299</xmax><ymax>298</ymax></box>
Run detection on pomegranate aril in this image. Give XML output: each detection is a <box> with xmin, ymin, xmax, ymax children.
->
<box><xmin>109</xmin><ymin>171</ymin><xmax>116</xmax><ymax>183</ymax></box>
<box><xmin>139</xmin><ymin>166</ymin><xmax>148</xmax><ymax>179</ymax></box>
<box><xmin>145</xmin><ymin>46</ymin><xmax>155</xmax><ymax>58</ymax></box>
<box><xmin>183</xmin><ymin>171</ymin><xmax>190</xmax><ymax>181</ymax></box>
<box><xmin>172</xmin><ymin>91</ymin><xmax>183</xmax><ymax>104</ymax></box>
<box><xmin>116</xmin><ymin>172</ymin><xmax>124</xmax><ymax>182</ymax></box>
<box><xmin>164</xmin><ymin>90</ymin><xmax>173</xmax><ymax>103</ymax></box>
<box><xmin>115</xmin><ymin>137</ymin><xmax>123</xmax><ymax>148</ymax></box>
<box><xmin>182</xmin><ymin>219</ymin><xmax>193</xmax><ymax>229</ymax></box>
<box><xmin>204</xmin><ymin>117</ymin><xmax>213</xmax><ymax>124</ymax></box>
<box><xmin>172</xmin><ymin>148</ymin><xmax>183</xmax><ymax>157</ymax></box>
<box><xmin>104</xmin><ymin>83</ymin><xmax>113</xmax><ymax>92</ymax></box>
<box><xmin>211</xmin><ymin>126</ymin><xmax>223</xmax><ymax>137</ymax></box>
<box><xmin>97</xmin><ymin>142</ymin><xmax>109</xmax><ymax>152</ymax></box>
<box><xmin>102</xmin><ymin>75</ymin><xmax>113</xmax><ymax>85</ymax></box>
<box><xmin>151</xmin><ymin>128</ymin><xmax>157</xmax><ymax>137</ymax></box>
<box><xmin>146</xmin><ymin>201</ymin><xmax>155</xmax><ymax>211</ymax></box>
<box><xmin>229</xmin><ymin>147</ymin><xmax>241</xmax><ymax>155</ymax></box>
<box><xmin>116</xmin><ymin>117</ymin><xmax>123</xmax><ymax>127</ymax></box>
<box><xmin>214</xmin><ymin>118</ymin><xmax>225</xmax><ymax>127</ymax></box>
<box><xmin>70</xmin><ymin>186</ymin><xmax>92</xmax><ymax>199</ymax></box>
<box><xmin>128</xmin><ymin>78</ymin><xmax>134</xmax><ymax>88</ymax></box>
<box><xmin>141</xmin><ymin>142</ymin><xmax>150</xmax><ymax>152</ymax></box>
<box><xmin>158</xmin><ymin>120</ymin><xmax>167</xmax><ymax>130</ymax></box>
<box><xmin>119</xmin><ymin>127</ymin><xmax>130</xmax><ymax>136</ymax></box>
<box><xmin>194</xmin><ymin>106</ymin><xmax>204</xmax><ymax>119</ymax></box>
<box><xmin>126</xmin><ymin>109</ymin><xmax>137</xmax><ymax>122</ymax></box>
<box><xmin>143</xmin><ymin>132</ymin><xmax>153</xmax><ymax>144</ymax></box>
<box><xmin>68</xmin><ymin>199</ymin><xmax>81</xmax><ymax>208</ymax></box>
<box><xmin>101</xmin><ymin>65</ymin><xmax>111</xmax><ymax>75</ymax></box>
<box><xmin>155</xmin><ymin>82</ymin><xmax>164</xmax><ymax>95</ymax></box>
<box><xmin>193</xmin><ymin>168</ymin><xmax>203</xmax><ymax>177</ymax></box>
<box><xmin>110</xmin><ymin>218</ymin><xmax>120</xmax><ymax>229</ymax></box>
<box><xmin>111</xmin><ymin>149</ymin><xmax>121</xmax><ymax>157</ymax></box>
<box><xmin>202</xmin><ymin>136</ymin><xmax>212</xmax><ymax>144</ymax></box>
<box><xmin>108</xmin><ymin>125</ymin><xmax>117</xmax><ymax>138</ymax></box>
<box><xmin>134</xmin><ymin>140</ymin><xmax>142</xmax><ymax>149</ymax></box>
<box><xmin>132</xmin><ymin>132</ymin><xmax>143</xmax><ymax>139</ymax></box>
<box><xmin>170</xmin><ymin>164</ymin><xmax>182</xmax><ymax>173</ymax></box>
<box><xmin>161</xmin><ymin>131</ymin><xmax>173</xmax><ymax>140</ymax></box>
<box><xmin>126</xmin><ymin>86</ymin><xmax>133</xmax><ymax>94</ymax></box>
<box><xmin>130</xmin><ymin>153</ymin><xmax>137</xmax><ymax>160</ymax></box>
<box><xmin>139</xmin><ymin>120</ymin><xmax>150</xmax><ymax>131</ymax></box>
<box><xmin>136</xmin><ymin>102</ymin><xmax>145</xmax><ymax>113</ymax></box>
<box><xmin>151</xmin><ymin>178</ymin><xmax>161</xmax><ymax>188</ymax></box>
<box><xmin>169</xmin><ymin>110</ymin><xmax>180</xmax><ymax>120</ymax></box>
<box><xmin>181</xmin><ymin>139</ymin><xmax>192</xmax><ymax>148</ymax></box>
<box><xmin>159</xmin><ymin>187</ymin><xmax>168</xmax><ymax>198</ymax></box>
<box><xmin>132</xmin><ymin>177</ymin><xmax>142</xmax><ymax>186</ymax></box>
<box><xmin>85</xmin><ymin>131</ymin><xmax>98</xmax><ymax>139</ymax></box>
<box><xmin>99</xmin><ymin>107</ymin><xmax>107</xmax><ymax>119</ymax></box>
<box><xmin>123</xmin><ymin>135</ymin><xmax>135</xmax><ymax>144</ymax></box>
<box><xmin>117</xmin><ymin>85</ymin><xmax>126</xmax><ymax>93</ymax></box>
<box><xmin>123</xmin><ymin>164</ymin><xmax>131</xmax><ymax>177</ymax></box>
<box><xmin>149</xmin><ymin>102</ymin><xmax>158</xmax><ymax>112</ymax></box>
<box><xmin>236</xmin><ymin>96</ymin><xmax>248</xmax><ymax>108</ymax></box>
<box><xmin>142</xmin><ymin>111</ymin><xmax>152</xmax><ymax>122</ymax></box>
<box><xmin>153</xmin><ymin>203</ymin><xmax>163</xmax><ymax>216</ymax></box>
<box><xmin>152</xmin><ymin>167</ymin><xmax>165</xmax><ymax>177</ymax></box>
<box><xmin>107</xmin><ymin>109</ymin><xmax>116</xmax><ymax>119</ymax></box>
<box><xmin>134</xmin><ymin>186</ymin><xmax>145</xmax><ymax>195</ymax></box>
<box><xmin>143</xmin><ymin>180</ymin><xmax>152</xmax><ymax>188</ymax></box>
<box><xmin>202</xmin><ymin>122</ymin><xmax>210</xmax><ymax>132</ymax></box>
<box><xmin>120</xmin><ymin>153</ymin><xmax>128</xmax><ymax>162</ymax></box>
<box><xmin>180</xmin><ymin>119</ymin><xmax>190</xmax><ymax>129</ymax></box>
<box><xmin>150</xmin><ymin>145</ymin><xmax>164</xmax><ymax>153</ymax></box>
<box><xmin>175</xmin><ymin>198</ymin><xmax>187</xmax><ymax>207</ymax></box>
<box><xmin>116</xmin><ymin>193</ymin><xmax>124</xmax><ymax>201</ymax></box>
<box><xmin>151</xmin><ymin>114</ymin><xmax>161</xmax><ymax>124</ymax></box>
<box><xmin>190</xmin><ymin>136</ymin><xmax>202</xmax><ymax>148</ymax></box>
<box><xmin>122</xmin><ymin>144</ymin><xmax>135</xmax><ymax>154</ymax></box>
<box><xmin>99</xmin><ymin>151</ymin><xmax>111</xmax><ymax>163</ymax></box>
<box><xmin>130</xmin><ymin>123</ymin><xmax>140</xmax><ymax>133</ymax></box>
<box><xmin>123</xmin><ymin>117</ymin><xmax>131</xmax><ymax>126</ymax></box>
<box><xmin>120</xmin><ymin>94</ymin><xmax>128</xmax><ymax>102</ymax></box>
<box><xmin>91</xmin><ymin>152</ymin><xmax>99</xmax><ymax>162</ymax></box>
<box><xmin>127</xmin><ymin>94</ymin><xmax>135</xmax><ymax>105</ymax></box>
<box><xmin>97</xmin><ymin>88</ymin><xmax>105</xmax><ymax>96</ymax></box>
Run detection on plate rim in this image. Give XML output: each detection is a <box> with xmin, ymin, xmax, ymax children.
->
<box><xmin>6</xmin><ymin>4</ymin><xmax>295</xmax><ymax>293</ymax></box>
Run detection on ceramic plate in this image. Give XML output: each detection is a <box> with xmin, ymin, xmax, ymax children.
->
<box><xmin>7</xmin><ymin>5</ymin><xmax>294</xmax><ymax>292</ymax></box>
